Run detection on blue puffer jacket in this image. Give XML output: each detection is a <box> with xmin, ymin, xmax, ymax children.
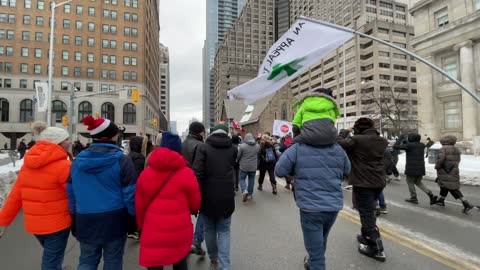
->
<box><xmin>275</xmin><ymin>143</ymin><xmax>351</xmax><ymax>212</ymax></box>
<box><xmin>67</xmin><ymin>142</ymin><xmax>137</xmax><ymax>244</ymax></box>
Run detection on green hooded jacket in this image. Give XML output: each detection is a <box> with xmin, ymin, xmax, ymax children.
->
<box><xmin>292</xmin><ymin>93</ymin><xmax>340</xmax><ymax>128</ymax></box>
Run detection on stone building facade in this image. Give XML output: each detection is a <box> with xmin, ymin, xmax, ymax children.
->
<box><xmin>410</xmin><ymin>0</ymin><xmax>480</xmax><ymax>141</ymax></box>
<box><xmin>159</xmin><ymin>43</ymin><xmax>170</xmax><ymax>122</ymax></box>
<box><xmin>0</xmin><ymin>0</ymin><xmax>163</xmax><ymax>147</ymax></box>
<box><xmin>213</xmin><ymin>0</ymin><xmax>276</xmax><ymax>122</ymax></box>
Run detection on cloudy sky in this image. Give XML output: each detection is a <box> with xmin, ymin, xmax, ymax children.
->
<box><xmin>160</xmin><ymin>0</ymin><xmax>206</xmax><ymax>134</ymax></box>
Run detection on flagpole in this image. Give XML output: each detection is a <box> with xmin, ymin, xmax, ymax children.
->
<box><xmin>298</xmin><ymin>16</ymin><xmax>480</xmax><ymax>104</ymax></box>
<box><xmin>343</xmin><ymin>44</ymin><xmax>347</xmax><ymax>129</ymax></box>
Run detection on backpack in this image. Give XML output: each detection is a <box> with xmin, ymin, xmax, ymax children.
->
<box><xmin>265</xmin><ymin>147</ymin><xmax>276</xmax><ymax>163</ymax></box>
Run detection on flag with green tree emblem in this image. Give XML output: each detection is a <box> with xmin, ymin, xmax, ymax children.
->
<box><xmin>228</xmin><ymin>18</ymin><xmax>353</xmax><ymax>104</ymax></box>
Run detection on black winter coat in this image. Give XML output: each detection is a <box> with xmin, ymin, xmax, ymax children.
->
<box><xmin>258</xmin><ymin>141</ymin><xmax>278</xmax><ymax>170</ymax></box>
<box><xmin>394</xmin><ymin>133</ymin><xmax>425</xmax><ymax>177</ymax></box>
<box><xmin>337</xmin><ymin>128</ymin><xmax>387</xmax><ymax>188</ymax></box>
<box><xmin>129</xmin><ymin>136</ymin><xmax>146</xmax><ymax>177</ymax></box>
<box><xmin>181</xmin><ymin>133</ymin><xmax>204</xmax><ymax>166</ymax></box>
<box><xmin>192</xmin><ymin>132</ymin><xmax>237</xmax><ymax>219</ymax></box>
<box><xmin>435</xmin><ymin>136</ymin><xmax>461</xmax><ymax>190</ymax></box>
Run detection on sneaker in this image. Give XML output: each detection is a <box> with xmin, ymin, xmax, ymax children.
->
<box><xmin>379</xmin><ymin>207</ymin><xmax>388</xmax><ymax>214</ymax></box>
<box><xmin>247</xmin><ymin>195</ymin><xmax>252</xmax><ymax>200</ymax></box>
<box><xmin>285</xmin><ymin>184</ymin><xmax>291</xmax><ymax>190</ymax></box>
<box><xmin>127</xmin><ymin>231</ymin><xmax>140</xmax><ymax>240</ymax></box>
<box><xmin>242</xmin><ymin>192</ymin><xmax>248</xmax><ymax>202</ymax></box>
<box><xmin>404</xmin><ymin>198</ymin><xmax>419</xmax><ymax>204</ymax></box>
<box><xmin>190</xmin><ymin>242</ymin><xmax>206</xmax><ymax>256</ymax></box>
<box><xmin>344</xmin><ymin>185</ymin><xmax>353</xmax><ymax>190</ymax></box>
<box><xmin>272</xmin><ymin>185</ymin><xmax>278</xmax><ymax>195</ymax></box>
<box><xmin>210</xmin><ymin>259</ymin><xmax>219</xmax><ymax>270</ymax></box>
<box><xmin>358</xmin><ymin>243</ymin><xmax>386</xmax><ymax>262</ymax></box>
<box><xmin>303</xmin><ymin>256</ymin><xmax>310</xmax><ymax>270</ymax></box>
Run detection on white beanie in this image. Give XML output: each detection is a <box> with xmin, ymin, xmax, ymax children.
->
<box><xmin>31</xmin><ymin>121</ymin><xmax>70</xmax><ymax>145</ymax></box>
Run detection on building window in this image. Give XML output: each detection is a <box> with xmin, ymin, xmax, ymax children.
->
<box><xmin>131</xmin><ymin>71</ymin><xmax>137</xmax><ymax>80</ymax></box>
<box><xmin>123</xmin><ymin>42</ymin><xmax>130</xmax><ymax>50</ymax></box>
<box><xmin>102</xmin><ymin>24</ymin><xmax>109</xmax><ymax>33</ymax></box>
<box><xmin>63</xmin><ymin>19</ymin><xmax>70</xmax><ymax>29</ymax></box>
<box><xmin>124</xmin><ymin>27</ymin><xmax>130</xmax><ymax>36</ymax></box>
<box><xmin>444</xmin><ymin>101</ymin><xmax>462</xmax><ymax>129</ymax></box>
<box><xmin>75</xmin><ymin>36</ymin><xmax>82</xmax><ymax>45</ymax></box>
<box><xmin>101</xmin><ymin>84</ymin><xmax>108</xmax><ymax>92</ymax></box>
<box><xmin>111</xmin><ymin>10</ymin><xmax>118</xmax><ymax>20</ymax></box>
<box><xmin>435</xmin><ymin>8</ymin><xmax>449</xmax><ymax>27</ymax></box>
<box><xmin>101</xmin><ymin>102</ymin><xmax>115</xmax><ymax>122</ymax></box>
<box><xmin>35</xmin><ymin>32</ymin><xmax>43</xmax><ymax>41</ymax></box>
<box><xmin>23</xmin><ymin>15</ymin><xmax>30</xmax><ymax>24</ymax></box>
<box><xmin>109</xmin><ymin>70</ymin><xmax>116</xmax><ymax>79</ymax></box>
<box><xmin>123</xmin><ymin>103</ymin><xmax>136</xmax><ymax>124</ymax></box>
<box><xmin>131</xmin><ymin>57</ymin><xmax>137</xmax><ymax>66</ymax></box>
<box><xmin>124</xmin><ymin>12</ymin><xmax>130</xmax><ymax>21</ymax></box>
<box><xmin>52</xmin><ymin>100</ymin><xmax>67</xmax><ymax>123</ymax></box>
<box><xmin>88</xmin><ymin>7</ymin><xmax>95</xmax><ymax>16</ymax></box>
<box><xmin>281</xmin><ymin>103</ymin><xmax>288</xmax><ymax>120</ymax></box>
<box><xmin>74</xmin><ymin>67</ymin><xmax>81</xmax><ymax>76</ymax></box>
<box><xmin>88</xmin><ymin>37</ymin><xmax>94</xmax><ymax>46</ymax></box>
<box><xmin>76</xmin><ymin>21</ymin><xmax>82</xmax><ymax>30</ymax></box>
<box><xmin>110</xmin><ymin>55</ymin><xmax>116</xmax><ymax>64</ymax></box>
<box><xmin>34</xmin><ymin>64</ymin><xmax>41</xmax><ymax>74</ymax></box>
<box><xmin>19</xmin><ymin>79</ymin><xmax>28</xmax><ymax>88</ymax></box>
<box><xmin>5</xmin><ymin>62</ymin><xmax>12</xmax><ymax>72</ymax></box>
<box><xmin>103</xmin><ymin>9</ymin><xmax>110</xmax><ymax>18</ymax></box>
<box><xmin>123</xmin><ymin>56</ymin><xmax>130</xmax><ymax>65</ymax></box>
<box><xmin>124</xmin><ymin>0</ymin><xmax>130</xmax><ymax>7</ymax></box>
<box><xmin>22</xmin><ymin>31</ymin><xmax>30</xmax><ymax>40</ymax></box>
<box><xmin>20</xmin><ymin>63</ymin><xmax>28</xmax><ymax>73</ymax></box>
<box><xmin>131</xmin><ymin>13</ymin><xmax>138</xmax><ymax>22</ymax></box>
<box><xmin>86</xmin><ymin>83</ymin><xmax>93</xmax><ymax>92</ymax></box>
<box><xmin>75</xmin><ymin>51</ymin><xmax>81</xmax><ymax>61</ymax></box>
<box><xmin>76</xmin><ymin>5</ymin><xmax>83</xmax><ymax>14</ymax></box>
<box><xmin>101</xmin><ymin>69</ymin><xmax>108</xmax><ymax>78</ymax></box>
<box><xmin>87</xmin><ymin>53</ymin><xmax>94</xmax><ymax>62</ymax></box>
<box><xmin>21</xmin><ymin>47</ymin><xmax>29</xmax><ymax>57</ymax></box>
<box><xmin>6</xmin><ymin>30</ymin><xmax>13</xmax><ymax>39</ymax></box>
<box><xmin>132</xmin><ymin>0</ymin><xmax>138</xmax><ymax>8</ymax></box>
<box><xmin>132</xmin><ymin>43</ymin><xmax>137</xmax><ymax>51</ymax></box>
<box><xmin>0</xmin><ymin>98</ymin><xmax>9</xmax><ymax>122</ymax></box>
<box><xmin>36</xmin><ymin>16</ymin><xmax>44</xmax><ymax>25</ymax></box>
<box><xmin>63</xmin><ymin>35</ymin><xmax>70</xmax><ymax>44</ymax></box>
<box><xmin>7</xmin><ymin>14</ymin><xmax>15</xmax><ymax>24</ymax></box>
<box><xmin>64</xmin><ymin>4</ymin><xmax>71</xmax><ymax>13</ymax></box>
<box><xmin>476</xmin><ymin>0</ymin><xmax>480</xmax><ymax>10</ymax></box>
<box><xmin>19</xmin><ymin>99</ymin><xmax>33</xmax><ymax>122</ymax></box>
<box><xmin>110</xmin><ymin>40</ymin><xmax>117</xmax><ymax>48</ymax></box>
<box><xmin>6</xmin><ymin>46</ymin><xmax>13</xmax><ymax>56</ymax></box>
<box><xmin>442</xmin><ymin>55</ymin><xmax>457</xmax><ymax>80</ymax></box>
<box><xmin>78</xmin><ymin>101</ymin><xmax>92</xmax><ymax>122</ymax></box>
<box><xmin>62</xmin><ymin>50</ymin><xmax>69</xmax><ymax>60</ymax></box>
<box><xmin>131</xmin><ymin>28</ymin><xmax>137</xmax><ymax>37</ymax></box>
<box><xmin>102</xmin><ymin>54</ymin><xmax>108</xmax><ymax>64</ymax></box>
<box><xmin>62</xmin><ymin>66</ymin><xmax>69</xmax><ymax>76</ymax></box>
<box><xmin>110</xmin><ymin>25</ymin><xmax>117</xmax><ymax>34</ymax></box>
<box><xmin>88</xmin><ymin>22</ymin><xmax>95</xmax><ymax>31</ymax></box>
<box><xmin>123</xmin><ymin>71</ymin><xmax>129</xmax><ymax>80</ymax></box>
<box><xmin>102</xmin><ymin>39</ymin><xmax>109</xmax><ymax>48</ymax></box>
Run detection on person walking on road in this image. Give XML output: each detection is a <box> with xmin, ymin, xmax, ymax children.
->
<box><xmin>135</xmin><ymin>132</ymin><xmax>201</xmax><ymax>270</ymax></box>
<box><xmin>425</xmin><ymin>137</ymin><xmax>435</xmax><ymax>158</ymax></box>
<box><xmin>237</xmin><ymin>133</ymin><xmax>260</xmax><ymax>202</ymax></box>
<box><xmin>17</xmin><ymin>139</ymin><xmax>27</xmax><ymax>159</ymax></box>
<box><xmin>192</xmin><ymin>124</ymin><xmax>237</xmax><ymax>270</ymax></box>
<box><xmin>258</xmin><ymin>135</ymin><xmax>279</xmax><ymax>195</ymax></box>
<box><xmin>68</xmin><ymin>116</ymin><xmax>137</xmax><ymax>270</ymax></box>
<box><xmin>434</xmin><ymin>135</ymin><xmax>474</xmax><ymax>213</ymax></box>
<box><xmin>231</xmin><ymin>134</ymin><xmax>241</xmax><ymax>192</ymax></box>
<box><xmin>394</xmin><ymin>133</ymin><xmax>437</xmax><ymax>205</ymax></box>
<box><xmin>0</xmin><ymin>121</ymin><xmax>72</xmax><ymax>270</ymax></box>
<box><xmin>181</xmin><ymin>121</ymin><xmax>207</xmax><ymax>257</ymax></box>
<box><xmin>337</xmin><ymin>118</ymin><xmax>388</xmax><ymax>262</ymax></box>
<box><xmin>275</xmin><ymin>117</ymin><xmax>350</xmax><ymax>270</ymax></box>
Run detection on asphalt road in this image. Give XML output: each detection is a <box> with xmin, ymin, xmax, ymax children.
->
<box><xmin>0</xmin><ymin>175</ymin><xmax>479</xmax><ymax>269</ymax></box>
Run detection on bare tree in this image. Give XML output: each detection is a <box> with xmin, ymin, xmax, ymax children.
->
<box><xmin>360</xmin><ymin>82</ymin><xmax>418</xmax><ymax>137</ymax></box>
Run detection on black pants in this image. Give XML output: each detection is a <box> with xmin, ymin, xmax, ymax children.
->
<box><xmin>439</xmin><ymin>187</ymin><xmax>463</xmax><ymax>199</ymax></box>
<box><xmin>353</xmin><ymin>186</ymin><xmax>384</xmax><ymax>251</ymax></box>
<box><xmin>147</xmin><ymin>256</ymin><xmax>188</xmax><ymax>270</ymax></box>
<box><xmin>392</xmin><ymin>155</ymin><xmax>399</xmax><ymax>177</ymax></box>
<box><xmin>233</xmin><ymin>166</ymin><xmax>240</xmax><ymax>188</ymax></box>
<box><xmin>285</xmin><ymin>175</ymin><xmax>293</xmax><ymax>185</ymax></box>
<box><xmin>259</xmin><ymin>164</ymin><xmax>276</xmax><ymax>186</ymax></box>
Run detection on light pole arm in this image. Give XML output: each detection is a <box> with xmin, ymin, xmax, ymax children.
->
<box><xmin>72</xmin><ymin>87</ymin><xmax>133</xmax><ymax>100</ymax></box>
<box><xmin>56</xmin><ymin>0</ymin><xmax>73</xmax><ymax>7</ymax></box>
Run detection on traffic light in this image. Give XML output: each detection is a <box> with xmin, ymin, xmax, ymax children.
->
<box><xmin>152</xmin><ymin>118</ymin><xmax>158</xmax><ymax>126</ymax></box>
<box><xmin>131</xmin><ymin>88</ymin><xmax>140</xmax><ymax>103</ymax></box>
<box><xmin>94</xmin><ymin>112</ymin><xmax>99</xmax><ymax>119</ymax></box>
<box><xmin>61</xmin><ymin>116</ymin><xmax>69</xmax><ymax>126</ymax></box>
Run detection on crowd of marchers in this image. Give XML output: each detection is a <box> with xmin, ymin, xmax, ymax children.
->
<box><xmin>0</xmin><ymin>88</ymin><xmax>477</xmax><ymax>270</ymax></box>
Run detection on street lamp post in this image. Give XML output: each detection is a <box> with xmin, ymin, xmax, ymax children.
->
<box><xmin>47</xmin><ymin>0</ymin><xmax>73</xmax><ymax>127</ymax></box>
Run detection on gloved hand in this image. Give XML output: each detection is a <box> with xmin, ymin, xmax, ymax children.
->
<box><xmin>70</xmin><ymin>214</ymin><xmax>77</xmax><ymax>237</ymax></box>
<box><xmin>126</xmin><ymin>215</ymin><xmax>137</xmax><ymax>234</ymax></box>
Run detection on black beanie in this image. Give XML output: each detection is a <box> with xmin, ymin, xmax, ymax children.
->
<box><xmin>353</xmin><ymin>118</ymin><xmax>375</xmax><ymax>134</ymax></box>
<box><xmin>189</xmin><ymin>122</ymin><xmax>205</xmax><ymax>135</ymax></box>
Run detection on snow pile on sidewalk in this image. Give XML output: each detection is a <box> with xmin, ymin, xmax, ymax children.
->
<box><xmin>0</xmin><ymin>160</ymin><xmax>23</xmax><ymax>207</ymax></box>
<box><xmin>396</xmin><ymin>153</ymin><xmax>480</xmax><ymax>186</ymax></box>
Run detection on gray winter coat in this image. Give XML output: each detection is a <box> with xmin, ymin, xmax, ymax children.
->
<box><xmin>237</xmin><ymin>133</ymin><xmax>260</xmax><ymax>172</ymax></box>
<box><xmin>435</xmin><ymin>136</ymin><xmax>461</xmax><ymax>190</ymax></box>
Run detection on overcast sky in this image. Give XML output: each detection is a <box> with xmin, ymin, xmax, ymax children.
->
<box><xmin>160</xmin><ymin>0</ymin><xmax>206</xmax><ymax>134</ymax></box>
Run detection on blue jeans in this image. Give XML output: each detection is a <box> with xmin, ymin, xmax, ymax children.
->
<box><xmin>78</xmin><ymin>237</ymin><xmax>126</xmax><ymax>270</ymax></box>
<box><xmin>35</xmin><ymin>227</ymin><xmax>70</xmax><ymax>270</ymax></box>
<box><xmin>300</xmin><ymin>211</ymin><xmax>338</xmax><ymax>270</ymax></box>
<box><xmin>203</xmin><ymin>214</ymin><xmax>232</xmax><ymax>270</ymax></box>
<box><xmin>239</xmin><ymin>171</ymin><xmax>256</xmax><ymax>196</ymax></box>
<box><xmin>193</xmin><ymin>213</ymin><xmax>205</xmax><ymax>244</ymax></box>
<box><xmin>378</xmin><ymin>192</ymin><xmax>386</xmax><ymax>209</ymax></box>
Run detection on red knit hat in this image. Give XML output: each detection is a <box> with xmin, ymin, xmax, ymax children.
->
<box><xmin>82</xmin><ymin>116</ymin><xmax>119</xmax><ymax>140</ymax></box>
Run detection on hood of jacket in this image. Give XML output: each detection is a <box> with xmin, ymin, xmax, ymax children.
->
<box><xmin>74</xmin><ymin>143</ymin><xmax>124</xmax><ymax>174</ymax></box>
<box><xmin>24</xmin><ymin>141</ymin><xmax>68</xmax><ymax>169</ymax></box>
<box><xmin>244</xmin><ymin>133</ymin><xmax>256</xmax><ymax>145</ymax></box>
<box><xmin>408</xmin><ymin>133</ymin><xmax>421</xmax><ymax>143</ymax></box>
<box><xmin>440</xmin><ymin>135</ymin><xmax>457</xmax><ymax>146</ymax></box>
<box><xmin>297</xmin><ymin>118</ymin><xmax>338</xmax><ymax>146</ymax></box>
<box><xmin>206</xmin><ymin>132</ymin><xmax>233</xmax><ymax>149</ymax></box>
<box><xmin>147</xmin><ymin>147</ymin><xmax>187</xmax><ymax>172</ymax></box>
<box><xmin>129</xmin><ymin>136</ymin><xmax>145</xmax><ymax>153</ymax></box>
<box><xmin>187</xmin><ymin>133</ymin><xmax>204</xmax><ymax>142</ymax></box>
<box><xmin>292</xmin><ymin>92</ymin><xmax>338</xmax><ymax>109</ymax></box>
<box><xmin>358</xmin><ymin>128</ymin><xmax>380</xmax><ymax>136</ymax></box>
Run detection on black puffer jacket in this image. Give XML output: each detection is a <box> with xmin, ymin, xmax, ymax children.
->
<box><xmin>394</xmin><ymin>133</ymin><xmax>425</xmax><ymax>177</ymax></box>
<box><xmin>435</xmin><ymin>136</ymin><xmax>461</xmax><ymax>190</ymax></box>
<box><xmin>337</xmin><ymin>128</ymin><xmax>388</xmax><ymax>188</ymax></box>
<box><xmin>129</xmin><ymin>136</ymin><xmax>146</xmax><ymax>177</ymax></box>
<box><xmin>192</xmin><ymin>131</ymin><xmax>238</xmax><ymax>219</ymax></box>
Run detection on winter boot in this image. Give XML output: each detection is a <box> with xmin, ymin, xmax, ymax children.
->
<box><xmin>357</xmin><ymin>234</ymin><xmax>368</xmax><ymax>245</ymax></box>
<box><xmin>210</xmin><ymin>259</ymin><xmax>218</xmax><ymax>270</ymax></box>
<box><xmin>462</xmin><ymin>200</ymin><xmax>474</xmax><ymax>213</ymax></box>
<box><xmin>272</xmin><ymin>184</ymin><xmax>278</xmax><ymax>195</ymax></box>
<box><xmin>190</xmin><ymin>241</ymin><xmax>206</xmax><ymax>256</ymax></box>
<box><xmin>435</xmin><ymin>197</ymin><xmax>445</xmax><ymax>207</ymax></box>
<box><xmin>405</xmin><ymin>197</ymin><xmax>419</xmax><ymax>204</ymax></box>
<box><xmin>285</xmin><ymin>183</ymin><xmax>291</xmax><ymax>190</ymax></box>
<box><xmin>303</xmin><ymin>256</ymin><xmax>310</xmax><ymax>270</ymax></box>
<box><xmin>257</xmin><ymin>185</ymin><xmax>263</xmax><ymax>191</ymax></box>
<box><xmin>242</xmin><ymin>192</ymin><xmax>248</xmax><ymax>203</ymax></box>
<box><xmin>358</xmin><ymin>243</ymin><xmax>386</xmax><ymax>262</ymax></box>
<box><xmin>428</xmin><ymin>193</ymin><xmax>438</xmax><ymax>205</ymax></box>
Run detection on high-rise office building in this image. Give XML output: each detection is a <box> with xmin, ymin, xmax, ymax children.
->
<box><xmin>159</xmin><ymin>43</ymin><xmax>170</xmax><ymax>122</ymax></box>
<box><xmin>213</xmin><ymin>0</ymin><xmax>276</xmax><ymax>122</ymax></box>
<box><xmin>0</xmin><ymin>0</ymin><xmax>163</xmax><ymax>146</ymax></box>
<box><xmin>275</xmin><ymin>0</ymin><xmax>290</xmax><ymax>40</ymax></box>
<box><xmin>289</xmin><ymin>0</ymin><xmax>418</xmax><ymax>135</ymax></box>
<box><xmin>203</xmin><ymin>0</ymin><xmax>247</xmax><ymax>128</ymax></box>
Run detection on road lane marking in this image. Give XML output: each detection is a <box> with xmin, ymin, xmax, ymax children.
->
<box><xmin>339</xmin><ymin>209</ymin><xmax>480</xmax><ymax>270</ymax></box>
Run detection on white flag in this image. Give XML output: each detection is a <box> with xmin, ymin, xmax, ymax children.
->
<box><xmin>35</xmin><ymin>82</ymin><xmax>49</xmax><ymax>112</ymax></box>
<box><xmin>228</xmin><ymin>18</ymin><xmax>353</xmax><ymax>104</ymax></box>
<box><xmin>272</xmin><ymin>120</ymin><xmax>293</xmax><ymax>137</ymax></box>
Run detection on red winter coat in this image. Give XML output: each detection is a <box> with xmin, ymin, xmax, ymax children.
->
<box><xmin>135</xmin><ymin>148</ymin><xmax>201</xmax><ymax>267</ymax></box>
